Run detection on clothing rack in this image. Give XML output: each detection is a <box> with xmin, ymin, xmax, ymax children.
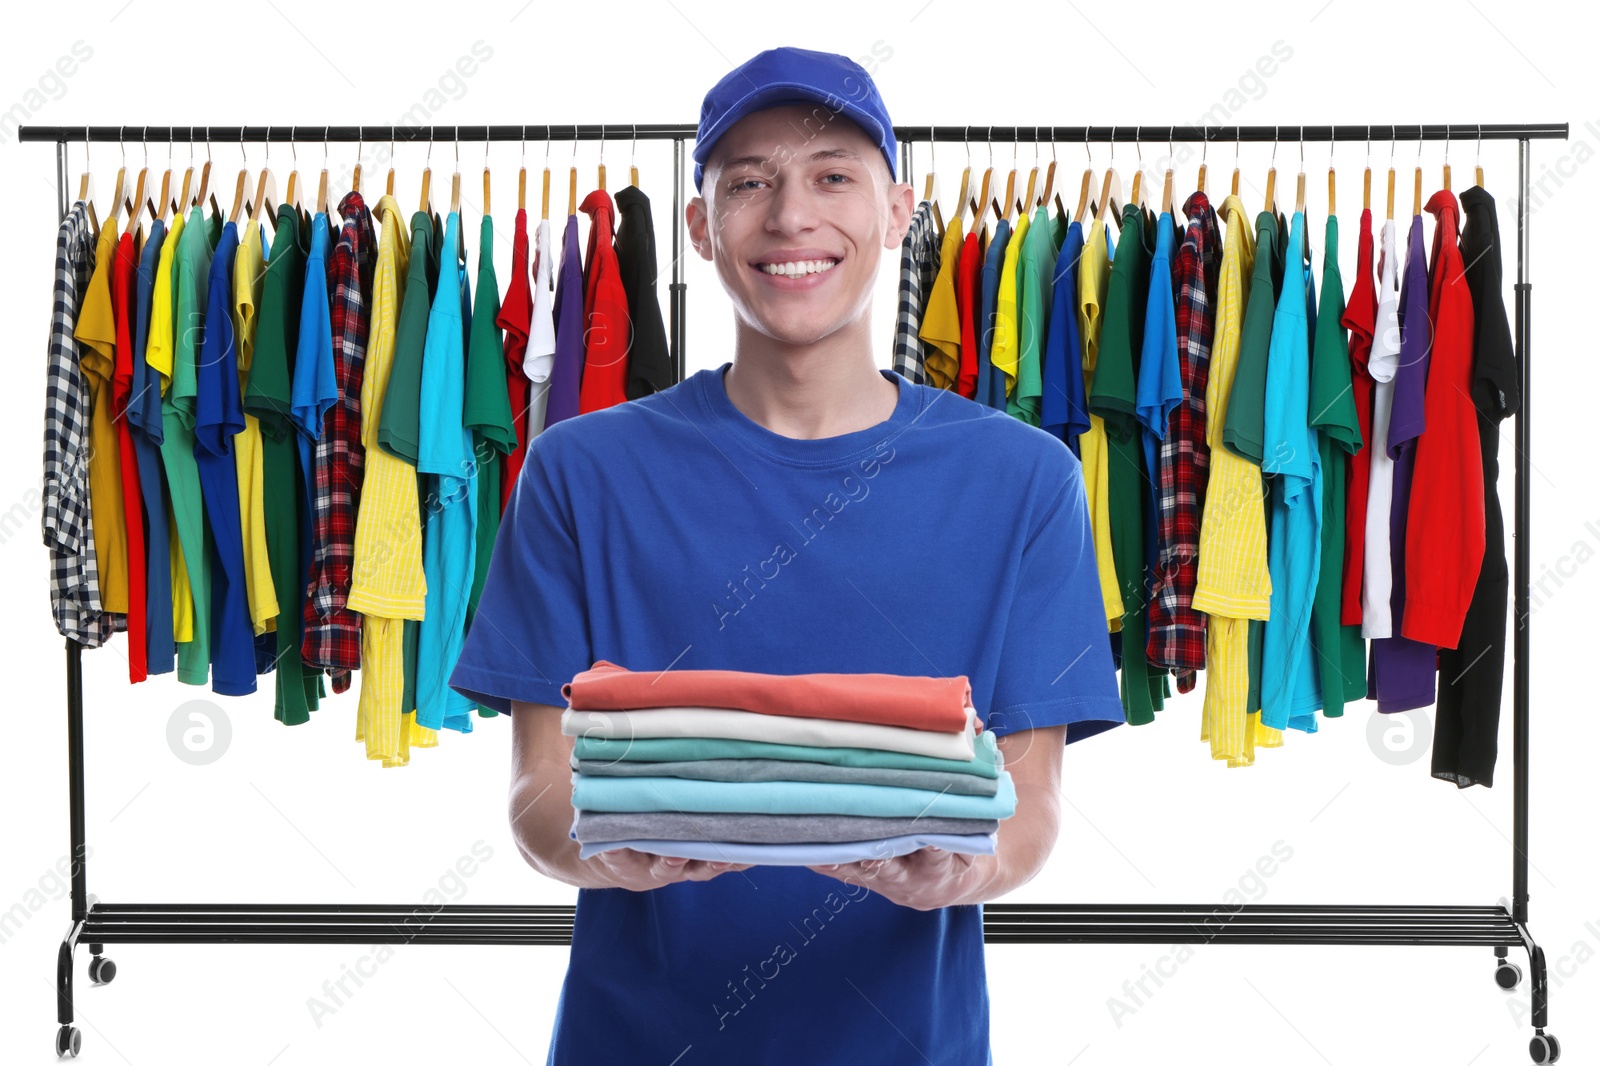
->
<box><xmin>21</xmin><ymin>120</ymin><xmax>1568</xmax><ymax>1063</ymax></box>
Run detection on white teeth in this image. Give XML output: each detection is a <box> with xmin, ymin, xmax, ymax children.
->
<box><xmin>758</xmin><ymin>258</ymin><xmax>839</xmax><ymax>276</ymax></box>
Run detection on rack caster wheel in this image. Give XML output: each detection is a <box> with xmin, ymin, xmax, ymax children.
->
<box><xmin>1529</xmin><ymin>1030</ymin><xmax>1561</xmax><ymax>1063</ymax></box>
<box><xmin>87</xmin><ymin>955</ymin><xmax>116</xmax><ymax>985</ymax></box>
<box><xmin>1496</xmin><ymin>960</ymin><xmax>1523</xmax><ymax>989</ymax></box>
<box><xmin>55</xmin><ymin>1024</ymin><xmax>81</xmax><ymax>1058</ymax></box>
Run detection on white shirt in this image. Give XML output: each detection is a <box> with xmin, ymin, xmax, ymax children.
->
<box><xmin>1362</xmin><ymin>218</ymin><xmax>1402</xmax><ymax>638</ymax></box>
<box><xmin>561</xmin><ymin>705</ymin><xmax>980</xmax><ymax>761</ymax></box>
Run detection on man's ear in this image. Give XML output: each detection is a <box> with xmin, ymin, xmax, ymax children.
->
<box><xmin>883</xmin><ymin>180</ymin><xmax>916</xmax><ymax>250</ymax></box>
<box><xmin>685</xmin><ymin>195</ymin><xmax>714</xmax><ymax>262</ymax></box>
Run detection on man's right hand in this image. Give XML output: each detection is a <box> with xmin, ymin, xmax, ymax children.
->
<box><xmin>586</xmin><ymin>848</ymin><xmax>754</xmax><ymax>891</ymax></box>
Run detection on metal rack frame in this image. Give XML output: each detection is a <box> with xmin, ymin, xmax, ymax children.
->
<box><xmin>20</xmin><ymin>121</ymin><xmax>1568</xmax><ymax>1062</ymax></box>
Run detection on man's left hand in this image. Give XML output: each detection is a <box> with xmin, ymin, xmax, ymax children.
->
<box><xmin>806</xmin><ymin>847</ymin><xmax>995</xmax><ymax>911</ymax></box>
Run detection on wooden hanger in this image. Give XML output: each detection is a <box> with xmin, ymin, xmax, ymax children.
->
<box><xmin>1442</xmin><ymin>128</ymin><xmax>1452</xmax><ymax>192</ymax></box>
<box><xmin>1073</xmin><ymin>164</ymin><xmax>1093</xmax><ymax>226</ymax></box>
<box><xmin>1019</xmin><ymin>130</ymin><xmax>1039</xmax><ymax>218</ymax></box>
<box><xmin>998</xmin><ymin>134</ymin><xmax>1018</xmax><ymax>224</ymax></box>
<box><xmin>597</xmin><ymin>124</ymin><xmax>607</xmax><ymax>193</ymax></box>
<box><xmin>154</xmin><ymin>135</ymin><xmax>173</xmax><ymax>228</ymax></box>
<box><xmin>76</xmin><ymin>129</ymin><xmax>100</xmax><ymax>236</ymax></box>
<box><xmin>1294</xmin><ymin>129</ymin><xmax>1306</xmax><ymax>213</ymax></box>
<box><xmin>922</xmin><ymin>133</ymin><xmax>944</xmax><ymax>236</ymax></box>
<box><xmin>630</xmin><ymin>123</ymin><xmax>640</xmax><ymax>188</ymax></box>
<box><xmin>1197</xmin><ymin>131</ymin><xmax>1211</xmax><ymax>204</ymax></box>
<box><xmin>124</xmin><ymin>131</ymin><xmax>150</xmax><ymax>242</ymax></box>
<box><xmin>418</xmin><ymin>129</ymin><xmax>434</xmax><ymax>216</ymax></box>
<box><xmin>449</xmin><ymin>127</ymin><xmax>462</xmax><ymax>215</ymax></box>
<box><xmin>1038</xmin><ymin>131</ymin><xmax>1062</xmax><ymax>219</ymax></box>
<box><xmin>484</xmin><ymin>139</ymin><xmax>492</xmax><ymax>217</ymax></box>
<box><xmin>192</xmin><ymin>130</ymin><xmax>219</xmax><ymax>217</ymax></box>
<box><xmin>1264</xmin><ymin>128</ymin><xmax>1279</xmax><ymax>217</ymax></box>
<box><xmin>386</xmin><ymin>131</ymin><xmax>396</xmax><ymax>198</ymax></box>
<box><xmin>227</xmin><ymin>130</ymin><xmax>251</xmax><ymax>227</ymax></box>
<box><xmin>106</xmin><ymin>130</ymin><xmax>128</xmax><ymax>232</ymax></box>
<box><xmin>1097</xmin><ymin>128</ymin><xmax>1124</xmax><ymax>229</ymax></box>
<box><xmin>1360</xmin><ymin>128</ymin><xmax>1370</xmax><ymax>211</ymax></box>
<box><xmin>351</xmin><ymin>130</ymin><xmax>363</xmax><ymax>198</ymax></box>
<box><xmin>1412</xmin><ymin>149</ymin><xmax>1422</xmax><ymax>216</ymax></box>
<box><xmin>567</xmin><ymin>136</ymin><xmax>578</xmax><ymax>217</ymax></box>
<box><xmin>542</xmin><ymin>125</ymin><xmax>553</xmax><ymax>221</ymax></box>
<box><xmin>947</xmin><ymin>131</ymin><xmax>971</xmax><ymax>232</ymax></box>
<box><xmin>316</xmin><ymin>128</ymin><xmax>330</xmax><ymax>216</ymax></box>
<box><xmin>250</xmin><ymin>135</ymin><xmax>277</xmax><ymax>230</ymax></box>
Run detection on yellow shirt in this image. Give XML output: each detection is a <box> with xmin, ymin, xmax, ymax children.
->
<box><xmin>232</xmin><ymin>221</ymin><xmax>278</xmax><ymax>635</ymax></box>
<box><xmin>348</xmin><ymin>196</ymin><xmax>426</xmax><ymax>766</ymax></box>
<box><xmin>1076</xmin><ymin>219</ymin><xmax>1122</xmax><ymax>630</ymax></box>
<box><xmin>73</xmin><ymin>220</ymin><xmax>128</xmax><ymax>614</ymax></box>
<box><xmin>990</xmin><ymin>210</ymin><xmax>1030</xmax><ymax>398</ymax></box>
<box><xmin>146</xmin><ymin>212</ymin><xmax>193</xmax><ymax>640</ymax></box>
<box><xmin>917</xmin><ymin>216</ymin><xmax>965</xmax><ymax>390</ymax></box>
<box><xmin>1192</xmin><ymin>195</ymin><xmax>1279</xmax><ymax>763</ymax></box>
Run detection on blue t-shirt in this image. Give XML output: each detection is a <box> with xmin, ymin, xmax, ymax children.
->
<box><xmin>976</xmin><ymin>218</ymin><xmax>1011</xmax><ymax>412</ymax></box>
<box><xmin>1041</xmin><ymin>220</ymin><xmax>1089</xmax><ymax>453</ymax></box>
<box><xmin>450</xmin><ymin>362</ymin><xmax>1124</xmax><ymax>1066</ymax></box>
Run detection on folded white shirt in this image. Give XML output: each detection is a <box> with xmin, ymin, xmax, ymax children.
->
<box><xmin>559</xmin><ymin>704</ymin><xmax>979</xmax><ymax>761</ymax></box>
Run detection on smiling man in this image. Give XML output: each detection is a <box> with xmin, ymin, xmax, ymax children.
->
<box><xmin>449</xmin><ymin>45</ymin><xmax>1124</xmax><ymax>1066</ymax></box>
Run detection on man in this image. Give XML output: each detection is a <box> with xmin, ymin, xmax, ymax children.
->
<box><xmin>450</xmin><ymin>45</ymin><xmax>1124</xmax><ymax>1066</ymax></box>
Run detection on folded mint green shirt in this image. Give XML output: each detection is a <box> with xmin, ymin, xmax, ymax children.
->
<box><xmin>569</xmin><ymin>769</ymin><xmax>1017</xmax><ymax>819</ymax></box>
<box><xmin>571</xmin><ymin>728</ymin><xmax>1003</xmax><ymax>779</ymax></box>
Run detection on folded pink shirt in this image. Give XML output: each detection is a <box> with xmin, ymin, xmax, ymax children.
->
<box><xmin>562</xmin><ymin>660</ymin><xmax>979</xmax><ymax>734</ymax></box>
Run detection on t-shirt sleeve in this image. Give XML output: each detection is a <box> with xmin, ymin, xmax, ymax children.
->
<box><xmin>985</xmin><ymin>449</ymin><xmax>1125</xmax><ymax>744</ymax></box>
<box><xmin>448</xmin><ymin>432</ymin><xmax>592</xmax><ymax>713</ymax></box>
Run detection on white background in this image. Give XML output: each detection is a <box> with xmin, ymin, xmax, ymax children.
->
<box><xmin>2</xmin><ymin>2</ymin><xmax>1597</xmax><ymax>1064</ymax></box>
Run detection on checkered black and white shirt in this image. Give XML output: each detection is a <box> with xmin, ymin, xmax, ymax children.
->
<box><xmin>891</xmin><ymin>200</ymin><xmax>939</xmax><ymax>385</ymax></box>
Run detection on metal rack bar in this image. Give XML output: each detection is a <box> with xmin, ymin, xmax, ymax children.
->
<box><xmin>31</xmin><ymin>119</ymin><xmax>1565</xmax><ymax>1061</ymax></box>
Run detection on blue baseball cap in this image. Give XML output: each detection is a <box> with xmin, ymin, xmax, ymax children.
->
<box><xmin>692</xmin><ymin>46</ymin><xmax>898</xmax><ymax>193</ymax></box>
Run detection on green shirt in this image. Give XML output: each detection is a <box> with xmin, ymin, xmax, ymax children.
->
<box><xmin>1090</xmin><ymin>203</ymin><xmax>1166</xmax><ymax>725</ymax></box>
<box><xmin>1009</xmin><ymin>205</ymin><xmax>1065</xmax><ymax>425</ymax></box>
<box><xmin>377</xmin><ymin>211</ymin><xmax>440</xmax><ymax>464</ymax></box>
<box><xmin>1307</xmin><ymin>213</ymin><xmax>1368</xmax><ymax>714</ymax></box>
<box><xmin>1223</xmin><ymin>211</ymin><xmax>1285</xmax><ymax>463</ymax></box>
<box><xmin>464</xmin><ymin>213</ymin><xmax>516</xmax><ymax>647</ymax></box>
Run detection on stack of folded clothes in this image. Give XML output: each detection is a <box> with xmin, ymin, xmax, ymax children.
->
<box><xmin>558</xmin><ymin>660</ymin><xmax>1015</xmax><ymax>866</ymax></box>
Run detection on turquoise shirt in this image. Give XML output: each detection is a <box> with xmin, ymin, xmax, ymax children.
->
<box><xmin>292</xmin><ymin>213</ymin><xmax>335</xmax><ymax>518</ymax></box>
<box><xmin>415</xmin><ymin>211</ymin><xmax>479</xmax><ymax>732</ymax></box>
<box><xmin>1260</xmin><ymin>210</ymin><xmax>1323</xmax><ymax>731</ymax></box>
<box><xmin>571</xmin><ymin>768</ymin><xmax>1018</xmax><ymax>819</ymax></box>
<box><xmin>1137</xmin><ymin>211</ymin><xmax>1183</xmax><ymax>573</ymax></box>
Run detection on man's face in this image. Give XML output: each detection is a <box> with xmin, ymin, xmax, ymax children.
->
<box><xmin>689</xmin><ymin>102</ymin><xmax>913</xmax><ymax>347</ymax></box>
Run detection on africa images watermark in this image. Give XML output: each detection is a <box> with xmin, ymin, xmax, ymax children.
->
<box><xmin>0</xmin><ymin>39</ymin><xmax>94</xmax><ymax>143</ymax></box>
<box><xmin>1106</xmin><ymin>838</ymin><xmax>1295</xmax><ymax>1027</ymax></box>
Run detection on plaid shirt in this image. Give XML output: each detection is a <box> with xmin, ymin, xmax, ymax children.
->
<box><xmin>43</xmin><ymin>202</ymin><xmax>116</xmax><ymax>647</ymax></box>
<box><xmin>1147</xmin><ymin>191</ymin><xmax>1222</xmax><ymax>690</ymax></box>
<box><xmin>303</xmin><ymin>192</ymin><xmax>377</xmax><ymax>689</ymax></box>
<box><xmin>892</xmin><ymin>201</ymin><xmax>939</xmax><ymax>384</ymax></box>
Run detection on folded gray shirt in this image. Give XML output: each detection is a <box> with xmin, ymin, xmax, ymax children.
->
<box><xmin>571</xmin><ymin>809</ymin><xmax>1002</xmax><ymax>845</ymax></box>
<box><xmin>571</xmin><ymin>756</ymin><xmax>1000</xmax><ymax>796</ymax></box>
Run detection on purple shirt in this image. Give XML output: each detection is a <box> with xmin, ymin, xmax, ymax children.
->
<box><xmin>545</xmin><ymin>215</ymin><xmax>584</xmax><ymax>426</ymax></box>
<box><xmin>1369</xmin><ymin>213</ymin><xmax>1438</xmax><ymax>711</ymax></box>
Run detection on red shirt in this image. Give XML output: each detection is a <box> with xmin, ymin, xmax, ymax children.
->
<box><xmin>954</xmin><ymin>230</ymin><xmax>981</xmax><ymax>398</ymax></box>
<box><xmin>577</xmin><ymin>189</ymin><xmax>631</xmax><ymax>413</ymax></box>
<box><xmin>111</xmin><ymin>230</ymin><xmax>147</xmax><ymax>682</ymax></box>
<box><xmin>1339</xmin><ymin>208</ymin><xmax>1376</xmax><ymax>627</ymax></box>
<box><xmin>1401</xmin><ymin>190</ymin><xmax>1484</xmax><ymax>647</ymax></box>
<box><xmin>498</xmin><ymin>207</ymin><xmax>533</xmax><ymax>511</ymax></box>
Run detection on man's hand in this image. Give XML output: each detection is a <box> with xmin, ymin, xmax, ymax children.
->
<box><xmin>805</xmin><ymin>723</ymin><xmax>1067</xmax><ymax>909</ymax></box>
<box><xmin>586</xmin><ymin>848</ymin><xmax>754</xmax><ymax>891</ymax></box>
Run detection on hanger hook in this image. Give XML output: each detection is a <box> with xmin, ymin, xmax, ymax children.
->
<box><xmin>1417</xmin><ymin>129</ymin><xmax>1424</xmax><ymax>163</ymax></box>
<box><xmin>119</xmin><ymin>125</ymin><xmax>126</xmax><ymax>168</ymax></box>
<box><xmin>355</xmin><ymin>127</ymin><xmax>362</xmax><ymax>170</ymax></box>
<box><xmin>1201</xmin><ymin>125</ymin><xmax>1208</xmax><ymax>165</ymax></box>
<box><xmin>1444</xmin><ymin>125</ymin><xmax>1451</xmax><ymax>165</ymax></box>
<box><xmin>323</xmin><ymin>125</ymin><xmax>329</xmax><ymax>170</ymax></box>
<box><xmin>239</xmin><ymin>126</ymin><xmax>246</xmax><ymax>166</ymax></box>
<box><xmin>544</xmin><ymin>124</ymin><xmax>552</xmax><ymax>169</ymax></box>
<box><xmin>291</xmin><ymin>125</ymin><xmax>298</xmax><ymax>166</ymax></box>
<box><xmin>1477</xmin><ymin>123</ymin><xmax>1483</xmax><ymax>168</ymax></box>
<box><xmin>1298</xmin><ymin>124</ymin><xmax>1304</xmax><ymax>169</ymax></box>
<box><xmin>454</xmin><ymin>125</ymin><xmax>459</xmax><ymax>169</ymax></box>
<box><xmin>1271</xmin><ymin>125</ymin><xmax>1279</xmax><ymax>167</ymax></box>
<box><xmin>1084</xmin><ymin>123</ymin><xmax>1091</xmax><ymax>164</ymax></box>
<box><xmin>486</xmin><ymin>124</ymin><xmax>492</xmax><ymax>166</ymax></box>
<box><xmin>204</xmin><ymin>126</ymin><xmax>211</xmax><ymax>164</ymax></box>
<box><xmin>521</xmin><ymin>124</ymin><xmax>527</xmax><ymax>168</ymax></box>
<box><xmin>1134</xmin><ymin>125</ymin><xmax>1142</xmax><ymax>166</ymax></box>
<box><xmin>598</xmin><ymin>123</ymin><xmax>605</xmax><ymax>164</ymax></box>
<box><xmin>1109</xmin><ymin>124</ymin><xmax>1116</xmax><ymax>167</ymax></box>
<box><xmin>929</xmin><ymin>124</ymin><xmax>936</xmax><ymax>176</ymax></box>
<box><xmin>84</xmin><ymin>125</ymin><xmax>91</xmax><ymax>173</ymax></box>
<box><xmin>1365</xmin><ymin>125</ymin><xmax>1371</xmax><ymax>167</ymax></box>
<box><xmin>141</xmin><ymin>125</ymin><xmax>150</xmax><ymax>168</ymax></box>
<box><xmin>1233</xmin><ymin>127</ymin><xmax>1240</xmax><ymax>169</ymax></box>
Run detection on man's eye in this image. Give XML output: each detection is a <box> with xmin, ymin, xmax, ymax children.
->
<box><xmin>822</xmin><ymin>173</ymin><xmax>851</xmax><ymax>185</ymax></box>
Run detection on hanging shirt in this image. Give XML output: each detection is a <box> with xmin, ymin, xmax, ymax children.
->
<box><xmin>464</xmin><ymin>212</ymin><xmax>516</xmax><ymax>634</ymax></box>
<box><xmin>164</xmin><ymin>208</ymin><xmax>223</xmax><ymax>686</ymax></box>
<box><xmin>247</xmin><ymin>203</ymin><xmax>322</xmax><ymax>725</ymax></box>
<box><xmin>1012</xmin><ymin>206</ymin><xmax>1064</xmax><ymax>425</ymax></box>
<box><xmin>976</xmin><ymin>216</ymin><xmax>1011</xmax><ymax>411</ymax></box>
<box><xmin>614</xmin><ymin>184</ymin><xmax>674</xmax><ymax>399</ymax></box>
<box><xmin>232</xmin><ymin>218</ymin><xmax>278</xmax><ymax>638</ymax></box>
<box><xmin>416</xmin><ymin>211</ymin><xmax>478</xmax><ymax>733</ymax></box>
<box><xmin>1193</xmin><ymin>195</ymin><xmax>1271</xmax><ymax>767</ymax></box>
<box><xmin>302</xmin><ymin>193</ymin><xmax>377</xmax><ymax>691</ymax></box>
<box><xmin>193</xmin><ymin>221</ymin><xmax>256</xmax><ymax>696</ymax></box>
<box><xmin>497</xmin><ymin>207</ymin><xmax>534</xmax><ymax>509</ymax></box>
<box><xmin>1339</xmin><ymin>208</ymin><xmax>1377</xmax><ymax>629</ymax></box>
<box><xmin>1135</xmin><ymin>209</ymin><xmax>1182</xmax><ymax>691</ymax></box>
<box><xmin>1259</xmin><ymin>210</ymin><xmax>1321</xmax><ymax>733</ymax></box>
<box><xmin>920</xmin><ymin>215</ymin><xmax>965</xmax><ymax>392</ymax></box>
<box><xmin>891</xmin><ymin>200</ymin><xmax>938</xmax><ymax>385</ymax></box>
<box><xmin>43</xmin><ymin>201</ymin><xmax>116</xmax><ymax>647</ymax></box>
<box><xmin>576</xmin><ymin>188</ymin><xmax>631</xmax><ymax>413</ymax></box>
<box><xmin>546</xmin><ymin>214</ymin><xmax>584</xmax><ymax>426</ymax></box>
<box><xmin>1307</xmin><ymin>213</ymin><xmax>1367</xmax><ymax>718</ymax></box>
<box><xmin>1093</xmin><ymin>203</ymin><xmax>1166</xmax><ymax>725</ymax></box>
<box><xmin>148</xmin><ymin>211</ymin><xmax>193</xmax><ymax>650</ymax></box>
<box><xmin>1368</xmin><ymin>213</ymin><xmax>1438</xmax><ymax>712</ymax></box>
<box><xmin>1041</xmin><ymin>220</ymin><xmax>1088</xmax><ymax>451</ymax></box>
<box><xmin>954</xmin><ymin>227</ymin><xmax>981</xmax><ymax>399</ymax></box>
<box><xmin>1148</xmin><ymin>192</ymin><xmax>1222</xmax><ymax>691</ymax></box>
<box><xmin>990</xmin><ymin>209</ymin><xmax>1031</xmax><ymax>404</ymax></box>
<box><xmin>448</xmin><ymin>361</ymin><xmax>1124</xmax><ymax>1066</ymax></box>
<box><xmin>132</xmin><ymin>218</ymin><xmax>174</xmax><ymax>674</ymax></box>
<box><xmin>1434</xmin><ymin>184</ymin><xmax>1520</xmax><ymax>788</ymax></box>
<box><xmin>1402</xmin><ymin>189</ymin><xmax>1485</xmax><ymax>648</ymax></box>
<box><xmin>1077</xmin><ymin>217</ymin><xmax>1123</xmax><ymax>629</ymax></box>
<box><xmin>349</xmin><ymin>195</ymin><xmax>422</xmax><ymax>767</ymax></box>
<box><xmin>1362</xmin><ymin>219</ymin><xmax>1402</xmax><ymax>637</ymax></box>
<box><xmin>73</xmin><ymin>220</ymin><xmax>130</xmax><ymax>624</ymax></box>
<box><xmin>292</xmin><ymin>211</ymin><xmax>337</xmax><ymax>585</ymax></box>
<box><xmin>111</xmin><ymin>228</ymin><xmax>149</xmax><ymax>681</ymax></box>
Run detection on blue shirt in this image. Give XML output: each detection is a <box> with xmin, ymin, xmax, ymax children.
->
<box><xmin>131</xmin><ymin>219</ymin><xmax>174</xmax><ymax>674</ymax></box>
<box><xmin>1042</xmin><ymin>220</ymin><xmax>1089</xmax><ymax>453</ymax></box>
<box><xmin>1260</xmin><ymin>211</ymin><xmax>1323</xmax><ymax>731</ymax></box>
<box><xmin>450</xmin><ymin>362</ymin><xmax>1124</xmax><ymax>1066</ymax></box>
<box><xmin>416</xmin><ymin>211</ymin><xmax>479</xmax><ymax>733</ymax></box>
<box><xmin>976</xmin><ymin>218</ymin><xmax>1011</xmax><ymax>411</ymax></box>
<box><xmin>1138</xmin><ymin>212</ymin><xmax>1183</xmax><ymax>574</ymax></box>
<box><xmin>292</xmin><ymin>213</ymin><xmax>336</xmax><ymax>519</ymax></box>
<box><xmin>193</xmin><ymin>222</ymin><xmax>256</xmax><ymax>696</ymax></box>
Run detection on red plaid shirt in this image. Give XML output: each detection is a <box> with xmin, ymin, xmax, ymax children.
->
<box><xmin>302</xmin><ymin>191</ymin><xmax>377</xmax><ymax>690</ymax></box>
<box><xmin>1146</xmin><ymin>191</ymin><xmax>1221</xmax><ymax>691</ymax></box>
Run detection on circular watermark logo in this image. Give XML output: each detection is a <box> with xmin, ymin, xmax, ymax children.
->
<box><xmin>166</xmin><ymin>700</ymin><xmax>232</xmax><ymax>765</ymax></box>
<box><xmin>1366</xmin><ymin>709</ymin><xmax>1432</xmax><ymax>766</ymax></box>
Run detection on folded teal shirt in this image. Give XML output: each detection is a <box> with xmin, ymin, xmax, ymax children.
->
<box><xmin>572</xmin><ymin>757</ymin><xmax>1001</xmax><ymax>797</ymax></box>
<box><xmin>575</xmin><ymin>832</ymin><xmax>998</xmax><ymax>864</ymax></box>
<box><xmin>570</xmin><ymin>769</ymin><xmax>1017</xmax><ymax>819</ymax></box>
<box><xmin>572</xmin><ymin>728</ymin><xmax>1003</xmax><ymax>778</ymax></box>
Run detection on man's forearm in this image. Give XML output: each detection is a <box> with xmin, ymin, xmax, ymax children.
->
<box><xmin>509</xmin><ymin>775</ymin><xmax>615</xmax><ymax>890</ymax></box>
<box><xmin>951</xmin><ymin>789</ymin><xmax>1061</xmax><ymax>906</ymax></box>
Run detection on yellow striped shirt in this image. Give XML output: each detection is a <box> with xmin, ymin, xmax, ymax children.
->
<box><xmin>990</xmin><ymin>210</ymin><xmax>1030</xmax><ymax>398</ymax></box>
<box><xmin>1076</xmin><ymin>219</ymin><xmax>1123</xmax><ymax>630</ymax></box>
